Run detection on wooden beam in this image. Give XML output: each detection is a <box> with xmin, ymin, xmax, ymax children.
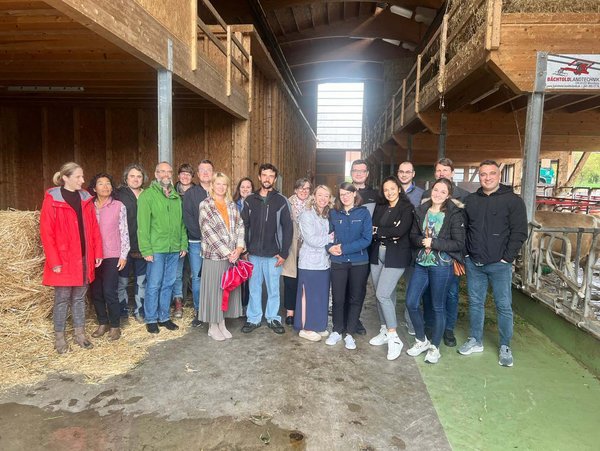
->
<box><xmin>290</xmin><ymin>6</ymin><xmax>300</xmax><ymax>33</ymax></box>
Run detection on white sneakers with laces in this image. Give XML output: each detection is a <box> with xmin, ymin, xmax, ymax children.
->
<box><xmin>369</xmin><ymin>325</ymin><xmax>389</xmax><ymax>346</ymax></box>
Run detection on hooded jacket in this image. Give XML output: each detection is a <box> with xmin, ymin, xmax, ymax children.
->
<box><xmin>40</xmin><ymin>187</ymin><xmax>103</xmax><ymax>286</ymax></box>
<box><xmin>410</xmin><ymin>198</ymin><xmax>466</xmax><ymax>264</ymax></box>
<box><xmin>464</xmin><ymin>184</ymin><xmax>528</xmax><ymax>264</ymax></box>
<box><xmin>137</xmin><ymin>181</ymin><xmax>188</xmax><ymax>257</ymax></box>
<box><xmin>242</xmin><ymin>189</ymin><xmax>293</xmax><ymax>259</ymax></box>
<box><xmin>327</xmin><ymin>206</ymin><xmax>373</xmax><ymax>265</ymax></box>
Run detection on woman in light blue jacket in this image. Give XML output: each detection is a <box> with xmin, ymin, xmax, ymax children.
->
<box><xmin>294</xmin><ymin>185</ymin><xmax>334</xmax><ymax>342</ymax></box>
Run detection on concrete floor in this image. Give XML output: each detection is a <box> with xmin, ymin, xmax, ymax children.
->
<box><xmin>0</xmin><ymin>290</ymin><xmax>450</xmax><ymax>450</ymax></box>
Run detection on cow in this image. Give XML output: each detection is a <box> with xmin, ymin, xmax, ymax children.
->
<box><xmin>531</xmin><ymin>211</ymin><xmax>599</xmax><ymax>267</ymax></box>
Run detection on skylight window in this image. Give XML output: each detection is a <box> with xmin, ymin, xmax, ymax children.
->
<box><xmin>316</xmin><ymin>82</ymin><xmax>364</xmax><ymax>150</ymax></box>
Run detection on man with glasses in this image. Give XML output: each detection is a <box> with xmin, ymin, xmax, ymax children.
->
<box><xmin>182</xmin><ymin>159</ymin><xmax>214</xmax><ymax>327</ymax></box>
<box><xmin>137</xmin><ymin>161</ymin><xmax>188</xmax><ymax>334</ymax></box>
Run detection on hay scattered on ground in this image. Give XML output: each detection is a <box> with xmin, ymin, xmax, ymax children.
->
<box><xmin>0</xmin><ymin>210</ymin><xmax>191</xmax><ymax>392</ymax></box>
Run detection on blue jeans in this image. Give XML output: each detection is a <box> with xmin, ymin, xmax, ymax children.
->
<box><xmin>406</xmin><ymin>264</ymin><xmax>453</xmax><ymax>347</ymax></box>
<box><xmin>118</xmin><ymin>255</ymin><xmax>147</xmax><ymax>316</ymax></box>
<box><xmin>466</xmin><ymin>258</ymin><xmax>513</xmax><ymax>346</ymax></box>
<box><xmin>423</xmin><ymin>274</ymin><xmax>459</xmax><ymax>332</ymax></box>
<box><xmin>247</xmin><ymin>255</ymin><xmax>282</xmax><ymax>324</ymax></box>
<box><xmin>172</xmin><ymin>255</ymin><xmax>187</xmax><ymax>299</ymax></box>
<box><xmin>145</xmin><ymin>252</ymin><xmax>179</xmax><ymax>324</ymax></box>
<box><xmin>187</xmin><ymin>241</ymin><xmax>203</xmax><ymax>311</ymax></box>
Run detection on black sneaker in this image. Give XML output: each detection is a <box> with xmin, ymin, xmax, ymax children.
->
<box><xmin>356</xmin><ymin>321</ymin><xmax>367</xmax><ymax>336</ymax></box>
<box><xmin>241</xmin><ymin>321</ymin><xmax>261</xmax><ymax>333</ymax></box>
<box><xmin>443</xmin><ymin>329</ymin><xmax>457</xmax><ymax>347</ymax></box>
<box><xmin>267</xmin><ymin>319</ymin><xmax>285</xmax><ymax>334</ymax></box>
<box><xmin>285</xmin><ymin>315</ymin><xmax>294</xmax><ymax>326</ymax></box>
<box><xmin>191</xmin><ymin>318</ymin><xmax>203</xmax><ymax>327</ymax></box>
<box><xmin>146</xmin><ymin>323</ymin><xmax>159</xmax><ymax>334</ymax></box>
<box><xmin>158</xmin><ymin>320</ymin><xmax>179</xmax><ymax>331</ymax></box>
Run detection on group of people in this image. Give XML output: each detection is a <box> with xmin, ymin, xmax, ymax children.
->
<box><xmin>40</xmin><ymin>156</ymin><xmax>527</xmax><ymax>367</ymax></box>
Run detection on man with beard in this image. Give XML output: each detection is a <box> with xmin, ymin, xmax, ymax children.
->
<box><xmin>241</xmin><ymin>163</ymin><xmax>293</xmax><ymax>334</ymax></box>
<box><xmin>137</xmin><ymin>161</ymin><xmax>188</xmax><ymax>334</ymax></box>
<box><xmin>182</xmin><ymin>159</ymin><xmax>213</xmax><ymax>326</ymax></box>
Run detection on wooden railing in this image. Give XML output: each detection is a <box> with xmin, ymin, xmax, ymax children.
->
<box><xmin>363</xmin><ymin>0</ymin><xmax>502</xmax><ymax>158</ymax></box>
<box><xmin>195</xmin><ymin>0</ymin><xmax>252</xmax><ymax>102</ymax></box>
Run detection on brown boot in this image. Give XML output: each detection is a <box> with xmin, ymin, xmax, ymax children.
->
<box><xmin>73</xmin><ymin>327</ymin><xmax>94</xmax><ymax>349</ymax></box>
<box><xmin>173</xmin><ymin>297</ymin><xmax>183</xmax><ymax>318</ymax></box>
<box><xmin>92</xmin><ymin>324</ymin><xmax>109</xmax><ymax>338</ymax></box>
<box><xmin>54</xmin><ymin>331</ymin><xmax>69</xmax><ymax>354</ymax></box>
<box><xmin>108</xmin><ymin>327</ymin><xmax>121</xmax><ymax>341</ymax></box>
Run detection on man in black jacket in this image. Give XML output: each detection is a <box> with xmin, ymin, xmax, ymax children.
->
<box><xmin>115</xmin><ymin>163</ymin><xmax>148</xmax><ymax>322</ymax></box>
<box><xmin>182</xmin><ymin>159</ymin><xmax>212</xmax><ymax>326</ymax></box>
<box><xmin>458</xmin><ymin>160</ymin><xmax>527</xmax><ymax>367</ymax></box>
<box><xmin>241</xmin><ymin>163</ymin><xmax>293</xmax><ymax>334</ymax></box>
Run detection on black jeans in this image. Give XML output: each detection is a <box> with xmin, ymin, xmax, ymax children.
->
<box><xmin>283</xmin><ymin>275</ymin><xmax>298</xmax><ymax>312</ymax></box>
<box><xmin>330</xmin><ymin>262</ymin><xmax>369</xmax><ymax>335</ymax></box>
<box><xmin>91</xmin><ymin>257</ymin><xmax>121</xmax><ymax>328</ymax></box>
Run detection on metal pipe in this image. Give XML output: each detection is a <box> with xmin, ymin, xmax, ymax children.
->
<box><xmin>157</xmin><ymin>39</ymin><xmax>173</xmax><ymax>164</ymax></box>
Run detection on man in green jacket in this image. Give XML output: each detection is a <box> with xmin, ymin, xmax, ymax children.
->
<box><xmin>137</xmin><ymin>161</ymin><xmax>188</xmax><ymax>334</ymax></box>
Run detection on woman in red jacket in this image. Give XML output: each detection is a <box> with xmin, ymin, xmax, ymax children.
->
<box><xmin>40</xmin><ymin>162</ymin><xmax>103</xmax><ymax>354</ymax></box>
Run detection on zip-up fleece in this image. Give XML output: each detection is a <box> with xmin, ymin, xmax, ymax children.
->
<box><xmin>464</xmin><ymin>184</ymin><xmax>527</xmax><ymax>264</ymax></box>
<box><xmin>40</xmin><ymin>187</ymin><xmax>103</xmax><ymax>286</ymax></box>
<box><xmin>241</xmin><ymin>189</ymin><xmax>293</xmax><ymax>259</ymax></box>
<box><xmin>410</xmin><ymin>198</ymin><xmax>466</xmax><ymax>264</ymax></box>
<box><xmin>327</xmin><ymin>206</ymin><xmax>372</xmax><ymax>264</ymax></box>
<box><xmin>137</xmin><ymin>181</ymin><xmax>188</xmax><ymax>257</ymax></box>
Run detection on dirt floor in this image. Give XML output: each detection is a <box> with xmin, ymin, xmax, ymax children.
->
<box><xmin>0</xmin><ymin>287</ymin><xmax>450</xmax><ymax>451</ymax></box>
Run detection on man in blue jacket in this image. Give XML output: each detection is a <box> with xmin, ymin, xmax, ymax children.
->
<box><xmin>459</xmin><ymin>160</ymin><xmax>527</xmax><ymax>367</ymax></box>
<box><xmin>241</xmin><ymin>163</ymin><xmax>293</xmax><ymax>334</ymax></box>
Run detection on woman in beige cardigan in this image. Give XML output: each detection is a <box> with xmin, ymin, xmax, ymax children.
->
<box><xmin>282</xmin><ymin>177</ymin><xmax>312</xmax><ymax>325</ymax></box>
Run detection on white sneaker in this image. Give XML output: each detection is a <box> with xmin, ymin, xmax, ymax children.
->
<box><xmin>369</xmin><ymin>325</ymin><xmax>388</xmax><ymax>346</ymax></box>
<box><xmin>386</xmin><ymin>332</ymin><xmax>403</xmax><ymax>360</ymax></box>
<box><xmin>407</xmin><ymin>338</ymin><xmax>431</xmax><ymax>357</ymax></box>
<box><xmin>424</xmin><ymin>345</ymin><xmax>441</xmax><ymax>364</ymax></box>
<box><xmin>325</xmin><ymin>331</ymin><xmax>342</xmax><ymax>346</ymax></box>
<box><xmin>299</xmin><ymin>330</ymin><xmax>322</xmax><ymax>342</ymax></box>
<box><xmin>318</xmin><ymin>330</ymin><xmax>330</xmax><ymax>338</ymax></box>
<box><xmin>344</xmin><ymin>334</ymin><xmax>357</xmax><ymax>350</ymax></box>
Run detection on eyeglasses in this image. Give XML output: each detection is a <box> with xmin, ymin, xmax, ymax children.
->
<box><xmin>298</xmin><ymin>186</ymin><xmax>311</xmax><ymax>191</ymax></box>
<box><xmin>339</xmin><ymin>191</ymin><xmax>355</xmax><ymax>197</ymax></box>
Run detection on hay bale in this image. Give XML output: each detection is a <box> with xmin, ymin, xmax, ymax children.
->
<box><xmin>503</xmin><ymin>0</ymin><xmax>600</xmax><ymax>14</ymax></box>
<box><xmin>0</xmin><ymin>209</ymin><xmax>191</xmax><ymax>391</ymax></box>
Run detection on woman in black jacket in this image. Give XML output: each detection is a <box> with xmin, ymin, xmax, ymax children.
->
<box><xmin>405</xmin><ymin>178</ymin><xmax>465</xmax><ymax>364</ymax></box>
<box><xmin>368</xmin><ymin>176</ymin><xmax>413</xmax><ymax>361</ymax></box>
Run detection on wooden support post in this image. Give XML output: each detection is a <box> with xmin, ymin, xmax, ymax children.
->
<box><xmin>438</xmin><ymin>14</ymin><xmax>449</xmax><ymax>95</ymax></box>
<box><xmin>226</xmin><ymin>26</ymin><xmax>232</xmax><ymax>96</ymax></box>
<box><xmin>485</xmin><ymin>0</ymin><xmax>502</xmax><ymax>50</ymax></box>
<box><xmin>522</xmin><ymin>52</ymin><xmax>547</xmax><ymax>223</ymax></box>
<box><xmin>400</xmin><ymin>79</ymin><xmax>406</xmax><ymax>126</ymax></box>
<box><xmin>190</xmin><ymin>0</ymin><xmax>197</xmax><ymax>70</ymax></box>
<box><xmin>157</xmin><ymin>39</ymin><xmax>173</xmax><ymax>164</ymax></box>
<box><xmin>415</xmin><ymin>54</ymin><xmax>422</xmax><ymax>113</ymax></box>
<box><xmin>391</xmin><ymin>97</ymin><xmax>395</xmax><ymax>131</ymax></box>
<box><xmin>407</xmin><ymin>134</ymin><xmax>413</xmax><ymax>161</ymax></box>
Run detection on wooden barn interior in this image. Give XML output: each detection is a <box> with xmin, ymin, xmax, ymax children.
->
<box><xmin>1</xmin><ymin>0</ymin><xmax>599</xmax><ymax>209</ymax></box>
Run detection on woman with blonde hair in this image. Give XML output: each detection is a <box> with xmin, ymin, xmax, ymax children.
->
<box><xmin>198</xmin><ymin>172</ymin><xmax>246</xmax><ymax>340</ymax></box>
<box><xmin>40</xmin><ymin>162</ymin><xmax>103</xmax><ymax>353</ymax></box>
<box><xmin>294</xmin><ymin>185</ymin><xmax>334</xmax><ymax>342</ymax></box>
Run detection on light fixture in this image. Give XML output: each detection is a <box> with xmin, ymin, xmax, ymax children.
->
<box><xmin>7</xmin><ymin>86</ymin><xmax>85</xmax><ymax>92</ymax></box>
<box><xmin>414</xmin><ymin>7</ymin><xmax>436</xmax><ymax>25</ymax></box>
<box><xmin>390</xmin><ymin>5</ymin><xmax>413</xmax><ymax>19</ymax></box>
<box><xmin>382</xmin><ymin>38</ymin><xmax>401</xmax><ymax>46</ymax></box>
<box><xmin>401</xmin><ymin>42</ymin><xmax>417</xmax><ymax>51</ymax></box>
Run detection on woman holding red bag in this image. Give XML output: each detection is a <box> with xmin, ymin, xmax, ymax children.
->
<box><xmin>198</xmin><ymin>173</ymin><xmax>245</xmax><ymax>341</ymax></box>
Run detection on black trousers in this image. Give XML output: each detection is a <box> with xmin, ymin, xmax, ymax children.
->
<box><xmin>283</xmin><ymin>275</ymin><xmax>298</xmax><ymax>312</ymax></box>
<box><xmin>91</xmin><ymin>257</ymin><xmax>121</xmax><ymax>328</ymax></box>
<box><xmin>330</xmin><ymin>262</ymin><xmax>369</xmax><ymax>335</ymax></box>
